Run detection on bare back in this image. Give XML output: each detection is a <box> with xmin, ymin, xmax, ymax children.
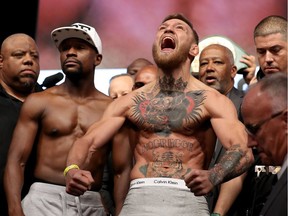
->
<box><xmin>19</xmin><ymin>84</ymin><xmax>112</xmax><ymax>187</ymax></box>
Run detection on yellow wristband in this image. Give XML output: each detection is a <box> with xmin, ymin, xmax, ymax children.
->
<box><xmin>63</xmin><ymin>164</ymin><xmax>79</xmax><ymax>176</ymax></box>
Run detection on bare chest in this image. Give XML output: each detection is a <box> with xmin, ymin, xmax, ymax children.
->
<box><xmin>41</xmin><ymin>98</ymin><xmax>106</xmax><ymax>137</ymax></box>
<box><xmin>130</xmin><ymin>90</ymin><xmax>206</xmax><ymax>135</ymax></box>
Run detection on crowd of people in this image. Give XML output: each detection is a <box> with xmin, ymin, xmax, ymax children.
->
<box><xmin>0</xmin><ymin>13</ymin><xmax>286</xmax><ymax>216</ymax></box>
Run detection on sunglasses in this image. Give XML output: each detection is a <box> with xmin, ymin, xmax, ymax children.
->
<box><xmin>244</xmin><ymin>109</ymin><xmax>284</xmax><ymax>136</ymax></box>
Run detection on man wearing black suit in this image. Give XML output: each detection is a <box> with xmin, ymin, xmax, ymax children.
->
<box><xmin>241</xmin><ymin>73</ymin><xmax>287</xmax><ymax>216</ymax></box>
<box><xmin>198</xmin><ymin>44</ymin><xmax>247</xmax><ymax>215</ymax></box>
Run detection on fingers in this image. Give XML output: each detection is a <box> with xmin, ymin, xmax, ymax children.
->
<box><xmin>240</xmin><ymin>55</ymin><xmax>256</xmax><ymax>72</ymax></box>
<box><xmin>240</xmin><ymin>55</ymin><xmax>256</xmax><ymax>65</ymax></box>
<box><xmin>184</xmin><ymin>169</ymin><xmax>213</xmax><ymax>196</ymax></box>
<box><xmin>65</xmin><ymin>169</ymin><xmax>95</xmax><ymax>196</ymax></box>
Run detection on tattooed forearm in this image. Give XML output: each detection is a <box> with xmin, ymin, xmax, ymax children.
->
<box><xmin>209</xmin><ymin>144</ymin><xmax>245</xmax><ymax>186</ymax></box>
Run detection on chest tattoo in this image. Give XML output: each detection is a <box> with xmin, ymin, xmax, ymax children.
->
<box><xmin>131</xmin><ymin>90</ymin><xmax>206</xmax><ymax>134</ymax></box>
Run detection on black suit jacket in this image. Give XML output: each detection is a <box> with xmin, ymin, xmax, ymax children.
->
<box><xmin>260</xmin><ymin>168</ymin><xmax>287</xmax><ymax>216</ymax></box>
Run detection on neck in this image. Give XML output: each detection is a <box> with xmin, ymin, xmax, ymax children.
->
<box><xmin>158</xmin><ymin>75</ymin><xmax>188</xmax><ymax>92</ymax></box>
<box><xmin>1</xmin><ymin>81</ymin><xmax>32</xmax><ymax>102</ymax></box>
<box><xmin>157</xmin><ymin>63</ymin><xmax>191</xmax><ymax>92</ymax></box>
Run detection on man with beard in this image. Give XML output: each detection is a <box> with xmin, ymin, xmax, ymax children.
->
<box><xmin>64</xmin><ymin>14</ymin><xmax>254</xmax><ymax>216</ymax></box>
<box><xmin>198</xmin><ymin>44</ymin><xmax>246</xmax><ymax>216</ymax></box>
<box><xmin>4</xmin><ymin>23</ymin><xmax>112</xmax><ymax>215</ymax></box>
<box><xmin>0</xmin><ymin>33</ymin><xmax>42</xmax><ymax>216</ymax></box>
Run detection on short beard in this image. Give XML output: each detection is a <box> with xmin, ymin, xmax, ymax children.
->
<box><xmin>17</xmin><ymin>75</ymin><xmax>37</xmax><ymax>93</ymax></box>
<box><xmin>65</xmin><ymin>71</ymin><xmax>82</xmax><ymax>81</ymax></box>
<box><xmin>63</xmin><ymin>67</ymin><xmax>83</xmax><ymax>81</ymax></box>
<box><xmin>152</xmin><ymin>43</ymin><xmax>189</xmax><ymax>71</ymax></box>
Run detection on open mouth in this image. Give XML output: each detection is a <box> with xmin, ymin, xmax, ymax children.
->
<box><xmin>205</xmin><ymin>75</ymin><xmax>217</xmax><ymax>83</ymax></box>
<box><xmin>161</xmin><ymin>36</ymin><xmax>175</xmax><ymax>50</ymax></box>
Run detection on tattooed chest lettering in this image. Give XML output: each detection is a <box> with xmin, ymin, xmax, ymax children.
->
<box><xmin>131</xmin><ymin>90</ymin><xmax>206</xmax><ymax>135</ymax></box>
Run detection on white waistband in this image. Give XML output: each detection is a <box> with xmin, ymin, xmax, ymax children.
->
<box><xmin>130</xmin><ymin>178</ymin><xmax>190</xmax><ymax>190</ymax></box>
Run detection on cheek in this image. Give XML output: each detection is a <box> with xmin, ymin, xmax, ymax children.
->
<box><xmin>198</xmin><ymin>70</ymin><xmax>206</xmax><ymax>78</ymax></box>
<box><xmin>258</xmin><ymin>132</ymin><xmax>275</xmax><ymax>156</ymax></box>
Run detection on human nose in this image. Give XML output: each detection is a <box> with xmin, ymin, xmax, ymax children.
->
<box><xmin>164</xmin><ymin>25</ymin><xmax>174</xmax><ymax>33</ymax></box>
<box><xmin>205</xmin><ymin>61</ymin><xmax>214</xmax><ymax>72</ymax></box>
<box><xmin>23</xmin><ymin>54</ymin><xmax>34</xmax><ymax>65</ymax></box>
<box><xmin>66</xmin><ymin>47</ymin><xmax>77</xmax><ymax>56</ymax></box>
<box><xmin>264</xmin><ymin>51</ymin><xmax>274</xmax><ymax>63</ymax></box>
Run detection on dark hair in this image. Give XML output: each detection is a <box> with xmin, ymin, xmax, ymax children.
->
<box><xmin>162</xmin><ymin>13</ymin><xmax>199</xmax><ymax>44</ymax></box>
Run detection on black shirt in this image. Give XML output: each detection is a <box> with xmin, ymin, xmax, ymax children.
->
<box><xmin>0</xmin><ymin>83</ymin><xmax>43</xmax><ymax>216</ymax></box>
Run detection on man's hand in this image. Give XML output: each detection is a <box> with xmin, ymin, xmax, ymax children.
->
<box><xmin>65</xmin><ymin>169</ymin><xmax>95</xmax><ymax>196</ymax></box>
<box><xmin>184</xmin><ymin>169</ymin><xmax>214</xmax><ymax>196</ymax></box>
<box><xmin>240</xmin><ymin>55</ymin><xmax>257</xmax><ymax>84</ymax></box>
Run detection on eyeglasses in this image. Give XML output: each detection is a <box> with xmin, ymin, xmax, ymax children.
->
<box><xmin>245</xmin><ymin>110</ymin><xmax>284</xmax><ymax>136</ymax></box>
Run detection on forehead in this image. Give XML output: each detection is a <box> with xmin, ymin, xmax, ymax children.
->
<box><xmin>111</xmin><ymin>76</ymin><xmax>133</xmax><ymax>84</ymax></box>
<box><xmin>161</xmin><ymin>18</ymin><xmax>189</xmax><ymax>27</ymax></box>
<box><xmin>4</xmin><ymin>36</ymin><xmax>37</xmax><ymax>52</ymax></box>
<box><xmin>200</xmin><ymin>46</ymin><xmax>228</xmax><ymax>58</ymax></box>
<box><xmin>255</xmin><ymin>33</ymin><xmax>287</xmax><ymax>47</ymax></box>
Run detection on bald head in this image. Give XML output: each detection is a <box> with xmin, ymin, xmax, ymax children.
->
<box><xmin>127</xmin><ymin>58</ymin><xmax>153</xmax><ymax>77</ymax></box>
<box><xmin>1</xmin><ymin>33</ymin><xmax>38</xmax><ymax>54</ymax></box>
<box><xmin>133</xmin><ymin>65</ymin><xmax>158</xmax><ymax>90</ymax></box>
<box><xmin>198</xmin><ymin>44</ymin><xmax>237</xmax><ymax>95</ymax></box>
<box><xmin>243</xmin><ymin>73</ymin><xmax>287</xmax><ymax>113</ymax></box>
<box><xmin>0</xmin><ymin>33</ymin><xmax>40</xmax><ymax>98</ymax></box>
<box><xmin>108</xmin><ymin>73</ymin><xmax>134</xmax><ymax>99</ymax></box>
<box><xmin>201</xmin><ymin>44</ymin><xmax>234</xmax><ymax>65</ymax></box>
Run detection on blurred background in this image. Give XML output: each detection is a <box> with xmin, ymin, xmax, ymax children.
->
<box><xmin>1</xmin><ymin>0</ymin><xmax>286</xmax><ymax>94</ymax></box>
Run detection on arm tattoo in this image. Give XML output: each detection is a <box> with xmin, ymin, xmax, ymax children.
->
<box><xmin>209</xmin><ymin>144</ymin><xmax>247</xmax><ymax>186</ymax></box>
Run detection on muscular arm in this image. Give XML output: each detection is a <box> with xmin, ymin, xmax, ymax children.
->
<box><xmin>209</xmin><ymin>93</ymin><xmax>253</xmax><ymax>182</ymax></box>
<box><xmin>213</xmin><ymin>173</ymin><xmax>247</xmax><ymax>215</ymax></box>
<box><xmin>4</xmin><ymin>95</ymin><xmax>41</xmax><ymax>216</ymax></box>
<box><xmin>112</xmin><ymin>126</ymin><xmax>133</xmax><ymax>215</ymax></box>
<box><xmin>185</xmin><ymin>92</ymin><xmax>254</xmax><ymax>195</ymax></box>
<box><xmin>65</xmin><ymin>99</ymin><xmax>128</xmax><ymax>195</ymax></box>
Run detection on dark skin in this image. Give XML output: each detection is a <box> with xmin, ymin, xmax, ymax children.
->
<box><xmin>4</xmin><ymin>38</ymin><xmax>112</xmax><ymax>216</ymax></box>
<box><xmin>65</xmin><ymin>18</ymin><xmax>254</xmax><ymax>215</ymax></box>
<box><xmin>0</xmin><ymin>33</ymin><xmax>40</xmax><ymax>101</ymax></box>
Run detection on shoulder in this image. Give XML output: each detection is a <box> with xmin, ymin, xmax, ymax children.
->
<box><xmin>204</xmin><ymin>89</ymin><xmax>238</xmax><ymax>119</ymax></box>
<box><xmin>105</xmin><ymin>91</ymin><xmax>136</xmax><ymax>116</ymax></box>
<box><xmin>94</xmin><ymin>90</ymin><xmax>113</xmax><ymax>105</ymax></box>
<box><xmin>229</xmin><ymin>87</ymin><xmax>245</xmax><ymax>98</ymax></box>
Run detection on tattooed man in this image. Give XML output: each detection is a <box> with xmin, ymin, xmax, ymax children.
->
<box><xmin>65</xmin><ymin>13</ymin><xmax>254</xmax><ymax>216</ymax></box>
